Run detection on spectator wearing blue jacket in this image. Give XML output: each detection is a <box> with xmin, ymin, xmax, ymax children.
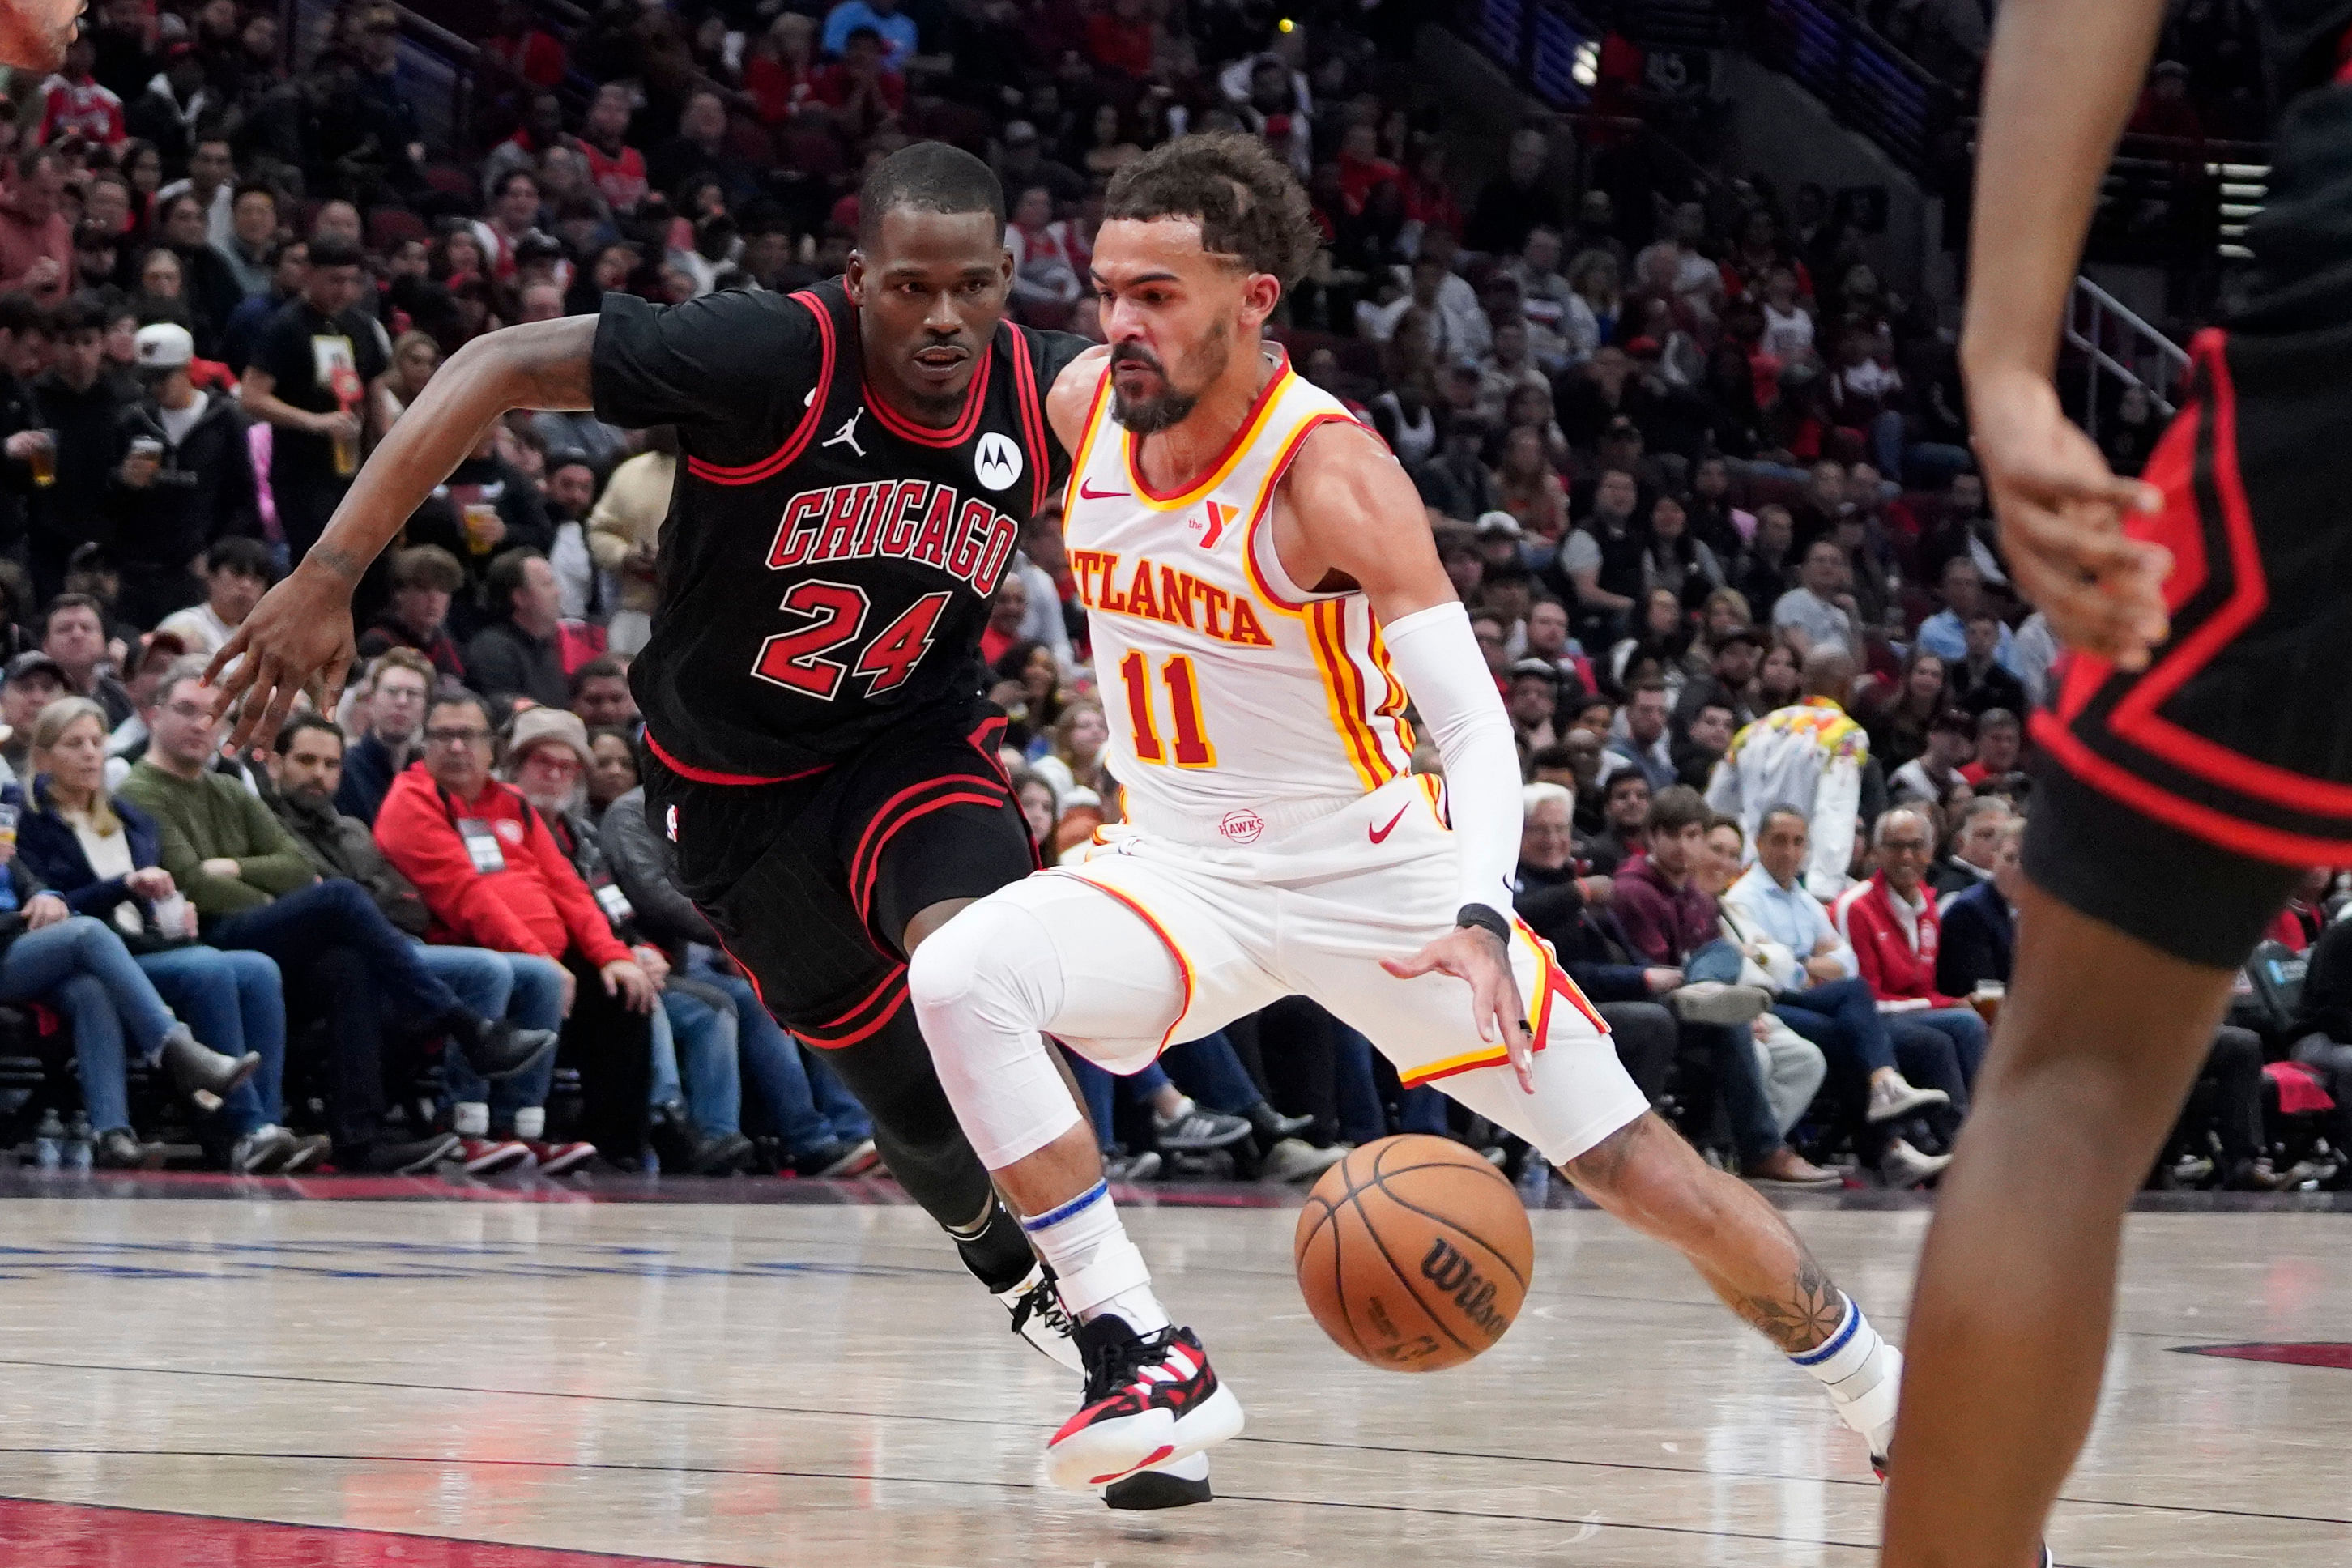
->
<box><xmin>8</xmin><ymin>696</ymin><xmax>307</xmax><ymax>1170</ymax></box>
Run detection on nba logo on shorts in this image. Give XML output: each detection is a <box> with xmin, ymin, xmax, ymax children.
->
<box><xmin>974</xmin><ymin>432</ymin><xmax>1023</xmax><ymax>492</ymax></box>
<box><xmin>665</xmin><ymin>804</ymin><xmax>680</xmax><ymax>842</ymax></box>
<box><xmin>1219</xmin><ymin>808</ymin><xmax>1264</xmax><ymax>844</ymax></box>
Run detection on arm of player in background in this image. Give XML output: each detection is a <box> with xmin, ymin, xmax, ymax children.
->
<box><xmin>1281</xmin><ymin>420</ymin><xmax>1539</xmax><ymax>1093</ymax></box>
<box><xmin>207</xmin><ymin>316</ymin><xmax>599</xmax><ymax>750</ymax></box>
<box><xmin>1962</xmin><ymin>0</ymin><xmax>2173</xmax><ymax>670</ymax></box>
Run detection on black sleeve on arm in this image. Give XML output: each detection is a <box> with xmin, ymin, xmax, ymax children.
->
<box><xmin>465</xmin><ymin>627</ymin><xmax>525</xmax><ymax>701</ymax></box>
<box><xmin>355</xmin><ymin>315</ymin><xmax>390</xmax><ymax>384</ymax></box>
<box><xmin>589</xmin><ymin>290</ymin><xmax>818</xmax><ymax>455</ymax></box>
<box><xmin>599</xmin><ymin>793</ymin><xmax>707</xmax><ymax>949</ymax></box>
<box><xmin>247</xmin><ymin>307</ymin><xmax>308</xmax><ymax>386</ymax></box>
<box><xmin>501</xmin><ymin>467</ymin><xmax>554</xmax><ymax>554</ymax></box>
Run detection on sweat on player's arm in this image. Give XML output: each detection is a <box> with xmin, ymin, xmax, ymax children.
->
<box><xmin>1280</xmin><ymin>418</ymin><xmax>1536</xmax><ymax>1092</ymax></box>
<box><xmin>207</xmin><ymin>315</ymin><xmax>601</xmax><ymax>749</ymax></box>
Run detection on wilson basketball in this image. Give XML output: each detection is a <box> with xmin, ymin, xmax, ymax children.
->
<box><xmin>1294</xmin><ymin>1135</ymin><xmax>1534</xmax><ymax>1372</ymax></box>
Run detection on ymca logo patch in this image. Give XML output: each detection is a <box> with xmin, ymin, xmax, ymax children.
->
<box><xmin>974</xmin><ymin>431</ymin><xmax>1023</xmax><ymax>492</ymax></box>
<box><xmin>1194</xmin><ymin>500</ymin><xmax>1234</xmax><ymax>549</ymax></box>
<box><xmin>1218</xmin><ymin>809</ymin><xmax>1264</xmax><ymax>845</ymax></box>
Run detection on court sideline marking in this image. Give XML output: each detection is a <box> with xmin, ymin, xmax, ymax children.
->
<box><xmin>1</xmin><ymin>1357</ymin><xmax>2344</xmax><ymax>1529</ymax></box>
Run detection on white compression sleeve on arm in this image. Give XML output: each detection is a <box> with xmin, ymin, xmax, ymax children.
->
<box><xmin>1379</xmin><ymin>600</ymin><xmax>1523</xmax><ymax>916</ymax></box>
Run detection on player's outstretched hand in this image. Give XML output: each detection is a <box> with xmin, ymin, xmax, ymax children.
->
<box><xmin>207</xmin><ymin>565</ymin><xmax>360</xmax><ymax>753</ymax></box>
<box><xmin>1383</xmin><ymin>929</ymin><xmax>1536</xmax><ymax>1094</ymax></box>
<box><xmin>1968</xmin><ymin>365</ymin><xmax>2172</xmax><ymax>671</ymax></box>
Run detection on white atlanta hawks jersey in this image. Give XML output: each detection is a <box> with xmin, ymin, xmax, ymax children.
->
<box><xmin>1062</xmin><ymin>348</ymin><xmax>1417</xmax><ymax>845</ymax></box>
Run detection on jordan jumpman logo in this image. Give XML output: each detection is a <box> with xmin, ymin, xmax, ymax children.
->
<box><xmin>824</xmin><ymin>407</ymin><xmax>867</xmax><ymax>458</ymax></box>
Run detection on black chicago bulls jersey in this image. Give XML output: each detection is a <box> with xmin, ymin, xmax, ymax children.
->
<box><xmin>590</xmin><ymin>280</ymin><xmax>1089</xmax><ymax>782</ymax></box>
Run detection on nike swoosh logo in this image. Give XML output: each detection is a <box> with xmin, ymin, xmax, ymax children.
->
<box><xmin>1368</xmin><ymin>804</ymin><xmax>1411</xmax><ymax>844</ymax></box>
<box><xmin>1078</xmin><ymin>480</ymin><xmax>1131</xmax><ymax>500</ymax></box>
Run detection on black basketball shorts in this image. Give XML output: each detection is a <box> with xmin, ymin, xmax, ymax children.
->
<box><xmin>639</xmin><ymin>709</ymin><xmax>1038</xmax><ymax>1047</ymax></box>
<box><xmin>2026</xmin><ymin>325</ymin><xmax>2352</xmax><ymax>969</ymax></box>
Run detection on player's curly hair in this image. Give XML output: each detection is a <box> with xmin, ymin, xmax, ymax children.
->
<box><xmin>1102</xmin><ymin>131</ymin><xmax>1323</xmax><ymax>289</ymax></box>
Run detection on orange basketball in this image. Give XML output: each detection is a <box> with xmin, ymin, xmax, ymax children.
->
<box><xmin>1293</xmin><ymin>1134</ymin><xmax>1534</xmax><ymax>1372</ymax></box>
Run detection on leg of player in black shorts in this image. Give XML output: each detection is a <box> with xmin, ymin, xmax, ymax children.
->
<box><xmin>644</xmin><ymin>732</ymin><xmax>1214</xmax><ymax>1511</ymax></box>
<box><xmin>1885</xmin><ymin>6</ymin><xmax>2352</xmax><ymax>1557</ymax></box>
<box><xmin>640</xmin><ymin>746</ymin><xmax>1044</xmax><ymax>1307</ymax></box>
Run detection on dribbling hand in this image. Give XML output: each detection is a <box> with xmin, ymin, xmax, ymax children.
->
<box><xmin>207</xmin><ymin>568</ymin><xmax>360</xmax><ymax>752</ymax></box>
<box><xmin>1968</xmin><ymin>367</ymin><xmax>2172</xmax><ymax>671</ymax></box>
<box><xmin>1383</xmin><ymin>927</ymin><xmax>1536</xmax><ymax>1094</ymax></box>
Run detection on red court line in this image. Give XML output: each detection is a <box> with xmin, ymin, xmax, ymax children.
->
<box><xmin>0</xmin><ymin>1498</ymin><xmax>735</xmax><ymax>1566</ymax></box>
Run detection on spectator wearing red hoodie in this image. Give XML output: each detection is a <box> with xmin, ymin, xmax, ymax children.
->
<box><xmin>38</xmin><ymin>36</ymin><xmax>126</xmax><ymax>146</ymax></box>
<box><xmin>1084</xmin><ymin>0</ymin><xmax>1155</xmax><ymax>78</ymax></box>
<box><xmin>1335</xmin><ymin>122</ymin><xmax>1400</xmax><ymax>217</ymax></box>
<box><xmin>1833</xmin><ymin>806</ymin><xmax>1988</xmax><ymax>1095</ymax></box>
<box><xmin>483</xmin><ymin>0</ymin><xmax>568</xmax><ymax>92</ymax></box>
<box><xmin>376</xmin><ymin>689</ymin><xmax>660</xmax><ymax>1164</ymax></box>
<box><xmin>576</xmin><ymin>83</ymin><xmax>649</xmax><ymax>215</ymax></box>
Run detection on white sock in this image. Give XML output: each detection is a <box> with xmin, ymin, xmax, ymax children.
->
<box><xmin>1154</xmin><ymin>1094</ymin><xmax>1196</xmax><ymax>1127</ymax></box>
<box><xmin>1789</xmin><ymin>1293</ymin><xmax>1901</xmax><ymax>1451</ymax></box>
<box><xmin>1020</xmin><ymin>1180</ymin><xmax>1170</xmax><ymax>1332</ymax></box>
<box><xmin>513</xmin><ymin>1106</ymin><xmax>545</xmax><ymax>1140</ymax></box>
<box><xmin>453</xmin><ymin>1101</ymin><xmax>489</xmax><ymax>1137</ymax></box>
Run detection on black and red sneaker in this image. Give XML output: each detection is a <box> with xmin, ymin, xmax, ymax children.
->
<box><xmin>1044</xmin><ymin>1316</ymin><xmax>1242</xmax><ymax>1492</ymax></box>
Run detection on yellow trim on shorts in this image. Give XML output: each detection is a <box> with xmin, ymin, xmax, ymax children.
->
<box><xmin>1046</xmin><ymin>869</ymin><xmax>1195</xmax><ymax>1051</ymax></box>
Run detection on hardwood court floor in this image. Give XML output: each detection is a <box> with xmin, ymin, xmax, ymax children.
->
<box><xmin>0</xmin><ymin>1187</ymin><xmax>2347</xmax><ymax>1566</ymax></box>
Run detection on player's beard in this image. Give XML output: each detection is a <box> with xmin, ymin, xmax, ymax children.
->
<box><xmin>1111</xmin><ymin>322</ymin><xmax>1229</xmax><ymax>435</ymax></box>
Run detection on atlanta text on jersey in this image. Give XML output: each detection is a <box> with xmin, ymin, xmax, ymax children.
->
<box><xmin>1067</xmin><ymin>548</ymin><xmax>1276</xmax><ymax>649</ymax></box>
<box><xmin>765</xmin><ymin>479</ymin><xmax>1020</xmax><ymax>593</ymax></box>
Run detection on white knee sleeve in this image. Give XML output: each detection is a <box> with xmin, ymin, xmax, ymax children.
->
<box><xmin>905</xmin><ymin>899</ymin><xmax>1086</xmax><ymax>1170</ymax></box>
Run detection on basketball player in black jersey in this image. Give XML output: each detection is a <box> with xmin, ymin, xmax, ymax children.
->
<box><xmin>209</xmin><ymin>144</ymin><xmax>1207</xmax><ymax>1509</ymax></box>
<box><xmin>1884</xmin><ymin>2</ymin><xmax>2352</xmax><ymax>1564</ymax></box>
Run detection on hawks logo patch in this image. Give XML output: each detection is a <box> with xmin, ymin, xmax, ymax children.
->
<box><xmin>974</xmin><ymin>431</ymin><xmax>1023</xmax><ymax>492</ymax></box>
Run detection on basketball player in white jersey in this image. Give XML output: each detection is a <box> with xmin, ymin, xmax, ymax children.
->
<box><xmin>907</xmin><ymin>133</ymin><xmax>1909</xmax><ymax>1492</ymax></box>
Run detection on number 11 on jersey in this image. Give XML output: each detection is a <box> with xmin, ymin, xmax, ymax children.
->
<box><xmin>1119</xmin><ymin>650</ymin><xmax>1216</xmax><ymax>768</ymax></box>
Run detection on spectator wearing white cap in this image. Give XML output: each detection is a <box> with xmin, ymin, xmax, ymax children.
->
<box><xmin>108</xmin><ymin>321</ymin><xmax>260</xmax><ymax>628</ymax></box>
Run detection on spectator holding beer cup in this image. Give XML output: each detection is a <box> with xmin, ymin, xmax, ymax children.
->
<box><xmin>398</xmin><ymin>427</ymin><xmax>552</xmax><ymax>641</ymax></box>
<box><xmin>26</xmin><ymin>296</ymin><xmax>126</xmax><ymax>605</ymax></box>
<box><xmin>237</xmin><ymin>237</ymin><xmax>386</xmax><ymax>565</ymax></box>
<box><xmin>109</xmin><ymin>322</ymin><xmax>263</xmax><ymax>628</ymax></box>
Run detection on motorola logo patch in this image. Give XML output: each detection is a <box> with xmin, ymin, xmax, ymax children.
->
<box><xmin>974</xmin><ymin>432</ymin><xmax>1024</xmax><ymax>492</ymax></box>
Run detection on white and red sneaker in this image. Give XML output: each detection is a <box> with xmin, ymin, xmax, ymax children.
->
<box><xmin>522</xmin><ymin>1139</ymin><xmax>596</xmax><ymax>1175</ymax></box>
<box><xmin>1044</xmin><ymin>1317</ymin><xmax>1242</xmax><ymax>1492</ymax></box>
<box><xmin>456</xmin><ymin>1136</ymin><xmax>531</xmax><ymax>1175</ymax></box>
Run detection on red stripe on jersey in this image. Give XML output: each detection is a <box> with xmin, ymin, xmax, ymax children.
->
<box><xmin>2032</xmin><ymin>710</ymin><xmax>2352</xmax><ymax>864</ymax></box>
<box><xmin>846</xmin><ymin>773</ymin><xmax>1011</xmax><ymax>913</ymax></box>
<box><xmin>866</xmin><ymin>339</ymin><xmax>995</xmax><ymax>448</ymax></box>
<box><xmin>1240</xmin><ymin>412</ymin><xmax>1361</xmax><ymax>613</ymax></box>
<box><xmin>849</xmin><ymin>788</ymin><xmax>1016</xmax><ymax>934</ymax></box>
<box><xmin>797</xmin><ymin>976</ymin><xmax>913</xmax><ymax>1048</ymax></box>
<box><xmin>2107</xmin><ymin>334</ymin><xmax>2352</xmax><ymax>818</ymax></box>
<box><xmin>1127</xmin><ymin>355</ymin><xmax>1291</xmax><ymax>505</ymax></box>
<box><xmin>684</xmin><ymin>290</ymin><xmax>836</xmax><ymax>485</ymax></box>
<box><xmin>644</xmin><ymin>727</ymin><xmax>828</xmax><ymax>786</ymax></box>
<box><xmin>1005</xmin><ymin>322</ymin><xmax>1050</xmax><ymax>517</ymax></box>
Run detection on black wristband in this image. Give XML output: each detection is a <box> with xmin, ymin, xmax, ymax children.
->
<box><xmin>1455</xmin><ymin>903</ymin><xmax>1510</xmax><ymax>944</ymax></box>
